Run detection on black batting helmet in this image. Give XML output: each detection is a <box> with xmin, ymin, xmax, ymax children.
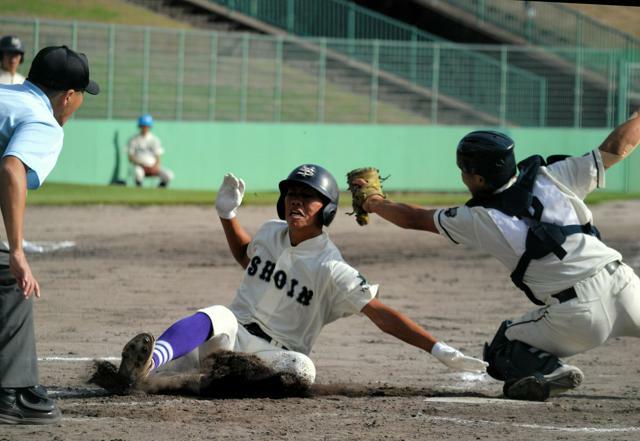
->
<box><xmin>0</xmin><ymin>35</ymin><xmax>25</xmax><ymax>64</ymax></box>
<box><xmin>277</xmin><ymin>164</ymin><xmax>339</xmax><ymax>227</ymax></box>
<box><xmin>457</xmin><ymin>130</ymin><xmax>516</xmax><ymax>190</ymax></box>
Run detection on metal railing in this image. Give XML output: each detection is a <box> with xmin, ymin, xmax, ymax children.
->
<box><xmin>211</xmin><ymin>0</ymin><xmax>441</xmax><ymax>40</ymax></box>
<box><xmin>443</xmin><ymin>0</ymin><xmax>640</xmax><ymax>55</ymax></box>
<box><xmin>206</xmin><ymin>0</ymin><xmax>546</xmax><ymax>122</ymax></box>
<box><xmin>1</xmin><ymin>16</ymin><xmax>636</xmax><ymax>127</ymax></box>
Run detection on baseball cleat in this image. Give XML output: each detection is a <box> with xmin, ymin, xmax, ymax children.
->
<box><xmin>118</xmin><ymin>333</ymin><xmax>155</xmax><ymax>386</ymax></box>
<box><xmin>503</xmin><ymin>364</ymin><xmax>584</xmax><ymax>401</ymax></box>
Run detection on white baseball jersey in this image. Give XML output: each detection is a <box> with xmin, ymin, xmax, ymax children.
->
<box><xmin>229</xmin><ymin>220</ymin><xmax>379</xmax><ymax>355</ymax></box>
<box><xmin>127</xmin><ymin>132</ymin><xmax>164</xmax><ymax>167</ymax></box>
<box><xmin>0</xmin><ymin>69</ymin><xmax>25</xmax><ymax>85</ymax></box>
<box><xmin>434</xmin><ymin>149</ymin><xmax>621</xmax><ymax>304</ymax></box>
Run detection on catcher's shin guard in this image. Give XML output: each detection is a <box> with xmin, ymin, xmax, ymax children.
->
<box><xmin>118</xmin><ymin>333</ymin><xmax>155</xmax><ymax>387</ymax></box>
<box><xmin>483</xmin><ymin>321</ymin><xmax>510</xmax><ymax>381</ymax></box>
<box><xmin>483</xmin><ymin>320</ymin><xmax>581</xmax><ymax>400</ymax></box>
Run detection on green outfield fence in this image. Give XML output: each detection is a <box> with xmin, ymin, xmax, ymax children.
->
<box><xmin>49</xmin><ymin>120</ymin><xmax>640</xmax><ymax>193</ymax></box>
<box><xmin>0</xmin><ymin>16</ymin><xmax>637</xmax><ymax>127</ymax></box>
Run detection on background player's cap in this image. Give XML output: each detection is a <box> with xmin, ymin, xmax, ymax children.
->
<box><xmin>138</xmin><ymin>114</ymin><xmax>154</xmax><ymax>127</ymax></box>
<box><xmin>27</xmin><ymin>45</ymin><xmax>100</xmax><ymax>95</ymax></box>
<box><xmin>0</xmin><ymin>35</ymin><xmax>24</xmax><ymax>54</ymax></box>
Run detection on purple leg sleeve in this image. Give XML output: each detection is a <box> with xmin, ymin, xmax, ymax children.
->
<box><xmin>152</xmin><ymin>312</ymin><xmax>212</xmax><ymax>369</ymax></box>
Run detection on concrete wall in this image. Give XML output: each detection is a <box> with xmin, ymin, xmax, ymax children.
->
<box><xmin>49</xmin><ymin>120</ymin><xmax>638</xmax><ymax>192</ymax></box>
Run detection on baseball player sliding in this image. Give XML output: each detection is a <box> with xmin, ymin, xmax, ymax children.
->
<box><xmin>117</xmin><ymin>164</ymin><xmax>486</xmax><ymax>389</ymax></box>
<box><xmin>347</xmin><ymin>110</ymin><xmax>640</xmax><ymax>401</ymax></box>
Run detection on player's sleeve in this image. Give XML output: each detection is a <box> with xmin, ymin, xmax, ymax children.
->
<box><xmin>546</xmin><ymin>149</ymin><xmax>605</xmax><ymax>200</ymax></box>
<box><xmin>127</xmin><ymin>136</ymin><xmax>136</xmax><ymax>156</ymax></box>
<box><xmin>432</xmin><ymin>205</ymin><xmax>478</xmax><ymax>247</ymax></box>
<box><xmin>152</xmin><ymin>135</ymin><xmax>165</xmax><ymax>156</ymax></box>
<box><xmin>328</xmin><ymin>261</ymin><xmax>379</xmax><ymax>319</ymax></box>
<box><xmin>2</xmin><ymin>120</ymin><xmax>64</xmax><ymax>189</ymax></box>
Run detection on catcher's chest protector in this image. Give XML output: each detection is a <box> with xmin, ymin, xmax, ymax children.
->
<box><xmin>466</xmin><ymin>155</ymin><xmax>601</xmax><ymax>305</ymax></box>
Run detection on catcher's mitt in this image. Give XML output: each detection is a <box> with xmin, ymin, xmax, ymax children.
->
<box><xmin>346</xmin><ymin>167</ymin><xmax>386</xmax><ymax>226</ymax></box>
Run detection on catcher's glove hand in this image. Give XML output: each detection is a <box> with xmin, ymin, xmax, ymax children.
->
<box><xmin>346</xmin><ymin>167</ymin><xmax>386</xmax><ymax>226</ymax></box>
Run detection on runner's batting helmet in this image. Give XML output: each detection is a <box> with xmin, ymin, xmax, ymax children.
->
<box><xmin>457</xmin><ymin>130</ymin><xmax>516</xmax><ymax>190</ymax></box>
<box><xmin>277</xmin><ymin>164</ymin><xmax>339</xmax><ymax>226</ymax></box>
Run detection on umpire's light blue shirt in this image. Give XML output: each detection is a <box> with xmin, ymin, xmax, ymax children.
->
<box><xmin>0</xmin><ymin>81</ymin><xmax>64</xmax><ymax>189</ymax></box>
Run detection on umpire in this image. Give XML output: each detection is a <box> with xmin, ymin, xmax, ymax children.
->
<box><xmin>0</xmin><ymin>46</ymin><xmax>99</xmax><ymax>424</ymax></box>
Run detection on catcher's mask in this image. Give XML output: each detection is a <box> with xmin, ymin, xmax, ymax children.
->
<box><xmin>277</xmin><ymin>164</ymin><xmax>339</xmax><ymax>227</ymax></box>
<box><xmin>456</xmin><ymin>130</ymin><xmax>516</xmax><ymax>191</ymax></box>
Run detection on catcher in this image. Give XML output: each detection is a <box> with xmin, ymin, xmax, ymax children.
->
<box><xmin>117</xmin><ymin>164</ymin><xmax>486</xmax><ymax>390</ymax></box>
<box><xmin>347</xmin><ymin>111</ymin><xmax>640</xmax><ymax>401</ymax></box>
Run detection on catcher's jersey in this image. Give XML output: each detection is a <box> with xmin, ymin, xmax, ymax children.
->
<box><xmin>434</xmin><ymin>149</ymin><xmax>621</xmax><ymax>303</ymax></box>
<box><xmin>229</xmin><ymin>220</ymin><xmax>379</xmax><ymax>355</ymax></box>
<box><xmin>127</xmin><ymin>132</ymin><xmax>164</xmax><ymax>167</ymax></box>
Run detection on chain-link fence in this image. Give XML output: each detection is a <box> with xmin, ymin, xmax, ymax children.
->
<box><xmin>207</xmin><ymin>0</ymin><xmax>546</xmax><ymax>126</ymax></box>
<box><xmin>1</xmin><ymin>16</ymin><xmax>636</xmax><ymax>127</ymax></box>
<box><xmin>443</xmin><ymin>0</ymin><xmax>639</xmax><ymax>53</ymax></box>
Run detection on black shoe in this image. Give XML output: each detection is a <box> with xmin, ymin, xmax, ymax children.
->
<box><xmin>158</xmin><ymin>181</ymin><xmax>167</xmax><ymax>189</ymax></box>
<box><xmin>0</xmin><ymin>385</ymin><xmax>61</xmax><ymax>425</ymax></box>
<box><xmin>135</xmin><ymin>180</ymin><xmax>142</xmax><ymax>187</ymax></box>
<box><xmin>504</xmin><ymin>364</ymin><xmax>584</xmax><ymax>401</ymax></box>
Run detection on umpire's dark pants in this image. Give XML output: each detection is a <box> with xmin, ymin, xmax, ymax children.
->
<box><xmin>0</xmin><ymin>250</ymin><xmax>38</xmax><ymax>388</ymax></box>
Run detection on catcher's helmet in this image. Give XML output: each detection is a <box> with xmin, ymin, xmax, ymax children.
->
<box><xmin>277</xmin><ymin>164</ymin><xmax>339</xmax><ymax>227</ymax></box>
<box><xmin>138</xmin><ymin>114</ymin><xmax>154</xmax><ymax>127</ymax></box>
<box><xmin>0</xmin><ymin>35</ymin><xmax>25</xmax><ymax>63</ymax></box>
<box><xmin>457</xmin><ymin>130</ymin><xmax>516</xmax><ymax>190</ymax></box>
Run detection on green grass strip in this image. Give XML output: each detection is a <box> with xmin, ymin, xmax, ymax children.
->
<box><xmin>27</xmin><ymin>183</ymin><xmax>639</xmax><ymax>206</ymax></box>
<box><xmin>3</xmin><ymin>0</ymin><xmax>189</xmax><ymax>28</ymax></box>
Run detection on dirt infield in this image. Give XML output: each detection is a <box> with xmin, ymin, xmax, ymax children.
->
<box><xmin>2</xmin><ymin>201</ymin><xmax>640</xmax><ymax>440</ymax></box>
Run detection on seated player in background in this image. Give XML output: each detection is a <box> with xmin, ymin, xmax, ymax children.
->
<box><xmin>117</xmin><ymin>164</ymin><xmax>487</xmax><ymax>389</ymax></box>
<box><xmin>127</xmin><ymin>114</ymin><xmax>174</xmax><ymax>188</ymax></box>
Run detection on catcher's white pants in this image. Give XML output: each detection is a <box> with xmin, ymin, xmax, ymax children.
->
<box><xmin>506</xmin><ymin>262</ymin><xmax>640</xmax><ymax>357</ymax></box>
<box><xmin>159</xmin><ymin>305</ymin><xmax>316</xmax><ymax>386</ymax></box>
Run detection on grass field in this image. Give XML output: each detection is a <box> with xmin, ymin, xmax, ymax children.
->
<box><xmin>2</xmin><ymin>0</ymin><xmax>189</xmax><ymax>28</ymax></box>
<box><xmin>26</xmin><ymin>183</ymin><xmax>640</xmax><ymax>206</ymax></box>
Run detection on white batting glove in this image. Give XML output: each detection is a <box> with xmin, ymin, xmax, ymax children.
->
<box><xmin>215</xmin><ymin>173</ymin><xmax>245</xmax><ymax>219</ymax></box>
<box><xmin>431</xmin><ymin>341</ymin><xmax>488</xmax><ymax>373</ymax></box>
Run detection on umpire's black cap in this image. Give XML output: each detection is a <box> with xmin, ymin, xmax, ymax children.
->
<box><xmin>27</xmin><ymin>45</ymin><xmax>100</xmax><ymax>95</ymax></box>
